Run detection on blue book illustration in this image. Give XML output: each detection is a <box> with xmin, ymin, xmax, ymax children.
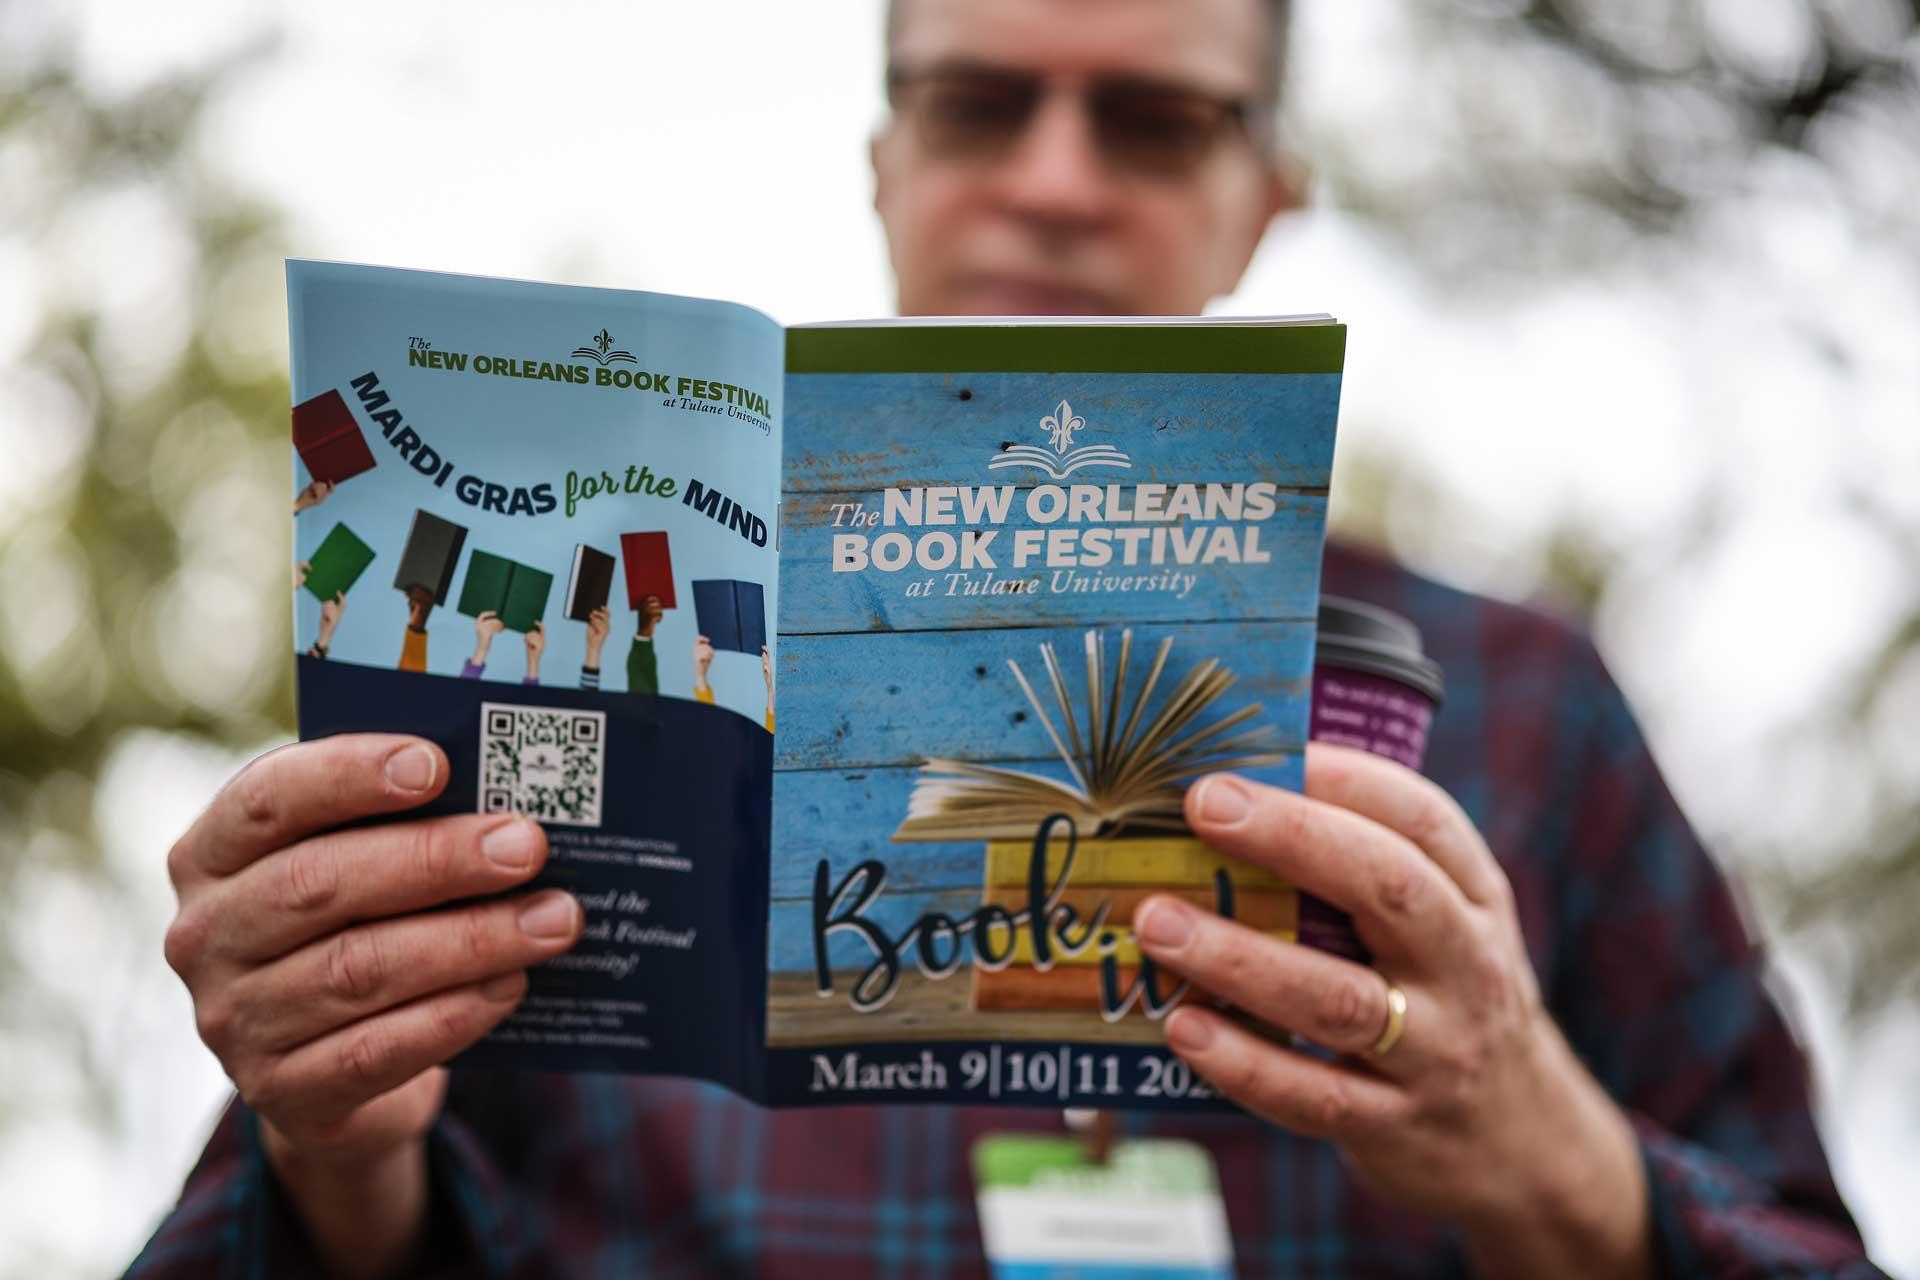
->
<box><xmin>692</xmin><ymin>578</ymin><xmax>765</xmax><ymax>654</ymax></box>
<box><xmin>287</xmin><ymin>260</ymin><xmax>1343</xmax><ymax>1110</ymax></box>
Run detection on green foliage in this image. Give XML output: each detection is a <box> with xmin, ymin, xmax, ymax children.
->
<box><xmin>1362</xmin><ymin>0</ymin><xmax>1920</xmax><ymax>1019</ymax></box>
<box><xmin>1313</xmin><ymin>0</ymin><xmax>1920</xmax><ymax>279</ymax></box>
<box><xmin>0</xmin><ymin>39</ymin><xmax>294</xmax><ymax>1116</ymax></box>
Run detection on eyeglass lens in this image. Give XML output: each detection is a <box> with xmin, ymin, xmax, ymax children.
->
<box><xmin>895</xmin><ymin>70</ymin><xmax>1253</xmax><ymax>177</ymax></box>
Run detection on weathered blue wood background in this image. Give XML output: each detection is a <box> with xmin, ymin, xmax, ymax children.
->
<box><xmin>778</xmin><ymin>490</ymin><xmax>1327</xmax><ymax>634</ymax></box>
<box><xmin>779</xmin><ymin>372</ymin><xmax>1340</xmax><ymax>493</ymax></box>
<box><xmin>771</xmin><ymin>368</ymin><xmax>1338</xmax><ymax>978</ymax></box>
<box><xmin>774</xmin><ymin>619</ymin><xmax>1314</xmax><ymax>771</ymax></box>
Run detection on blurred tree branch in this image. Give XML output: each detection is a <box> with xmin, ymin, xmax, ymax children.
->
<box><xmin>1323</xmin><ymin>0</ymin><xmax>1920</xmax><ymax>1022</ymax></box>
<box><xmin>0</xmin><ymin>31</ymin><xmax>292</xmax><ymax>1147</ymax></box>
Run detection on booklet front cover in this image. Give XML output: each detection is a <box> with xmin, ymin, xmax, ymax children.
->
<box><xmin>288</xmin><ymin>260</ymin><xmax>1342</xmax><ymax>1111</ymax></box>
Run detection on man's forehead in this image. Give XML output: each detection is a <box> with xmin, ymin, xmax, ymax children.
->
<box><xmin>889</xmin><ymin>0</ymin><xmax>1270</xmax><ymax>95</ymax></box>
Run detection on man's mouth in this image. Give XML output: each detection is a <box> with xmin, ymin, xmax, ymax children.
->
<box><xmin>950</xmin><ymin>274</ymin><xmax>1121</xmax><ymax>316</ymax></box>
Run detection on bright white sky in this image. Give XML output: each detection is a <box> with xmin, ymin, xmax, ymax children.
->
<box><xmin>6</xmin><ymin>1</ymin><xmax>1918</xmax><ymax>1275</ymax></box>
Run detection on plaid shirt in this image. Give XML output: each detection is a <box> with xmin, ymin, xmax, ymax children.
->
<box><xmin>126</xmin><ymin>540</ymin><xmax>1883</xmax><ymax>1278</ymax></box>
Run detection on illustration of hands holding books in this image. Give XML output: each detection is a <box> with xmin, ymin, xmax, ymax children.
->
<box><xmin>691</xmin><ymin>634</ymin><xmax>776</xmax><ymax>732</ymax></box>
<box><xmin>470</xmin><ymin>610</ymin><xmax>506</xmax><ymax>665</ymax></box>
<box><xmin>399</xmin><ymin>586</ymin><xmax>436</xmax><ymax>672</ymax></box>
<box><xmin>691</xmin><ymin>634</ymin><xmax>715</xmax><ymax>690</ymax></box>
<box><xmin>635</xmin><ymin>595</ymin><xmax>664</xmax><ymax>639</ymax></box>
<box><xmin>621</xmin><ymin>596</ymin><xmax>667</xmax><ymax>696</ymax></box>
<box><xmin>296</xmin><ymin>523</ymin><xmax>376</xmax><ymax>659</ymax></box>
<box><xmin>583</xmin><ymin>607</ymin><xmax>611</xmax><ymax>665</ymax></box>
<box><xmin>578</xmin><ymin>607</ymin><xmax>612</xmax><ymax>691</ymax></box>
<box><xmin>305</xmin><ymin>592</ymin><xmax>346</xmax><ymax>659</ymax></box>
<box><xmin>524</xmin><ymin>622</ymin><xmax>545</xmax><ymax>684</ymax></box>
<box><xmin>292</xmin><ymin>479</ymin><xmax>334</xmax><ymax>513</ymax></box>
<box><xmin>461</xmin><ymin>611</ymin><xmax>547</xmax><ymax>687</ymax></box>
<box><xmin>390</xmin><ymin>510</ymin><xmax>466</xmax><ymax>673</ymax></box>
<box><xmin>762</xmin><ymin>644</ymin><xmax>775</xmax><ymax>732</ymax></box>
<box><xmin>405</xmin><ymin>586</ymin><xmax>435</xmax><ymax>631</ymax></box>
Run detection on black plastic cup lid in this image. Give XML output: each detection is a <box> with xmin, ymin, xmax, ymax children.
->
<box><xmin>1316</xmin><ymin>594</ymin><xmax>1445</xmax><ymax>705</ymax></box>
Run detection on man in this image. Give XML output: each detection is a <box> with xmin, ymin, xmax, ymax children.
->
<box><xmin>129</xmin><ymin>1</ymin><xmax>1881</xmax><ymax>1275</ymax></box>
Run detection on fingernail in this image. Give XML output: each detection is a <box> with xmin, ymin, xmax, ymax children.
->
<box><xmin>519</xmin><ymin>892</ymin><xmax>579</xmax><ymax>940</ymax></box>
<box><xmin>1166</xmin><ymin>1008</ymin><xmax>1215</xmax><ymax>1053</ymax></box>
<box><xmin>1196</xmin><ymin>774</ymin><xmax>1252</xmax><ymax>825</ymax></box>
<box><xmin>385</xmin><ymin>744</ymin><xmax>437</xmax><ymax>793</ymax></box>
<box><xmin>480</xmin><ymin>971</ymin><xmax>524</xmax><ymax>1001</ymax></box>
<box><xmin>1135</xmin><ymin>897</ymin><xmax>1195</xmax><ymax>950</ymax></box>
<box><xmin>482</xmin><ymin>818</ymin><xmax>541</xmax><ymax>871</ymax></box>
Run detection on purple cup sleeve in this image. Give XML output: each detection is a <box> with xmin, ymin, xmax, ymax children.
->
<box><xmin>1300</xmin><ymin>664</ymin><xmax>1438</xmax><ymax>964</ymax></box>
<box><xmin>1308</xmin><ymin>666</ymin><xmax>1434</xmax><ymax>771</ymax></box>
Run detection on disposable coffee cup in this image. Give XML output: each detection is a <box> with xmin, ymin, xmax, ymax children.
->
<box><xmin>1298</xmin><ymin>595</ymin><xmax>1445</xmax><ymax>962</ymax></box>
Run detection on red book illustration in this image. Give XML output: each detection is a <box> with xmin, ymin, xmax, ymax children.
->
<box><xmin>292</xmin><ymin>389</ymin><xmax>378</xmax><ymax>485</ymax></box>
<box><xmin>619</xmin><ymin>531</ymin><xmax>676</xmax><ymax>610</ymax></box>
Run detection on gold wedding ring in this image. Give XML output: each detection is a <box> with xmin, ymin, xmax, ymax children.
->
<box><xmin>1366</xmin><ymin>982</ymin><xmax>1408</xmax><ymax>1058</ymax></box>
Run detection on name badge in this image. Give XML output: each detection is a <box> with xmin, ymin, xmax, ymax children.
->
<box><xmin>972</xmin><ymin>1133</ymin><xmax>1234</xmax><ymax>1279</ymax></box>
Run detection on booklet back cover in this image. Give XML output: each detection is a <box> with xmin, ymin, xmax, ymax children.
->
<box><xmin>289</xmin><ymin>261</ymin><xmax>783</xmax><ymax>1098</ymax></box>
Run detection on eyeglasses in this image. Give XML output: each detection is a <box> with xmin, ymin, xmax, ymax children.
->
<box><xmin>885</xmin><ymin>63</ymin><xmax>1270</xmax><ymax>180</ymax></box>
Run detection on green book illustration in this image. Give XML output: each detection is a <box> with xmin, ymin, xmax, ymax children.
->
<box><xmin>303</xmin><ymin>522</ymin><xmax>375</xmax><ymax>602</ymax></box>
<box><xmin>457</xmin><ymin>549</ymin><xmax>553</xmax><ymax>633</ymax></box>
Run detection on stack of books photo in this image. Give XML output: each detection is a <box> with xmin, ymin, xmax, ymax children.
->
<box><xmin>892</xmin><ymin>629</ymin><xmax>1298</xmax><ymax>1017</ymax></box>
<box><xmin>971</xmin><ymin>835</ymin><xmax>1296</xmax><ymax>1012</ymax></box>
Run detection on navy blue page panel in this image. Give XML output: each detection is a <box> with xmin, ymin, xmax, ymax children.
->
<box><xmin>297</xmin><ymin>657</ymin><xmax>771</xmax><ymax>1098</ymax></box>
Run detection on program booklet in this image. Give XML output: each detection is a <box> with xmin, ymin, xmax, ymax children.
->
<box><xmin>289</xmin><ymin>260</ymin><xmax>1343</xmax><ymax>1111</ymax></box>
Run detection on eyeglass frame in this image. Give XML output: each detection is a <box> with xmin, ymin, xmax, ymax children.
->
<box><xmin>882</xmin><ymin>58</ymin><xmax>1280</xmax><ymax>179</ymax></box>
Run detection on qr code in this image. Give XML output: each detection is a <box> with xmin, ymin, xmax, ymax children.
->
<box><xmin>478</xmin><ymin>702</ymin><xmax>607</xmax><ymax>827</ymax></box>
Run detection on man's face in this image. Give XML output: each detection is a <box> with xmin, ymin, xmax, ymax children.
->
<box><xmin>874</xmin><ymin>0</ymin><xmax>1299</xmax><ymax>317</ymax></box>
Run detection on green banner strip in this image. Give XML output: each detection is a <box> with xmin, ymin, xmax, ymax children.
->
<box><xmin>786</xmin><ymin>324</ymin><xmax>1346</xmax><ymax>375</ymax></box>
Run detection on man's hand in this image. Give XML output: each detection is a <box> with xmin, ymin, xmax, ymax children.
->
<box><xmin>163</xmin><ymin>736</ymin><xmax>582</xmax><ymax>1277</ymax></box>
<box><xmin>1134</xmin><ymin>744</ymin><xmax>1652</xmax><ymax>1280</ymax></box>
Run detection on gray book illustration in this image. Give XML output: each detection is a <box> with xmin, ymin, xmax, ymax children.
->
<box><xmin>393</xmin><ymin>509</ymin><xmax>468</xmax><ymax>604</ymax></box>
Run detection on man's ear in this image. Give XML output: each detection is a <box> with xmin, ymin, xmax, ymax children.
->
<box><xmin>1212</xmin><ymin>155</ymin><xmax>1310</xmax><ymax>301</ymax></box>
<box><xmin>1265</xmin><ymin>152</ymin><xmax>1309</xmax><ymax>222</ymax></box>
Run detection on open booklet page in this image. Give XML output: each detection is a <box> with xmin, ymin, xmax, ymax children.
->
<box><xmin>288</xmin><ymin>261</ymin><xmax>1342</xmax><ymax>1111</ymax></box>
<box><xmin>289</xmin><ymin>261</ymin><xmax>782</xmax><ymax>1096</ymax></box>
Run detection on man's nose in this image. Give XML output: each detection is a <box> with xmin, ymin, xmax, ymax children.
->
<box><xmin>991</xmin><ymin>92</ymin><xmax>1119</xmax><ymax>229</ymax></box>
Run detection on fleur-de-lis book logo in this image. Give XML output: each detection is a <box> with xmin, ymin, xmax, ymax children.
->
<box><xmin>989</xmin><ymin>400</ymin><xmax>1132</xmax><ymax>479</ymax></box>
<box><xmin>570</xmin><ymin>328</ymin><xmax>637</xmax><ymax>365</ymax></box>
